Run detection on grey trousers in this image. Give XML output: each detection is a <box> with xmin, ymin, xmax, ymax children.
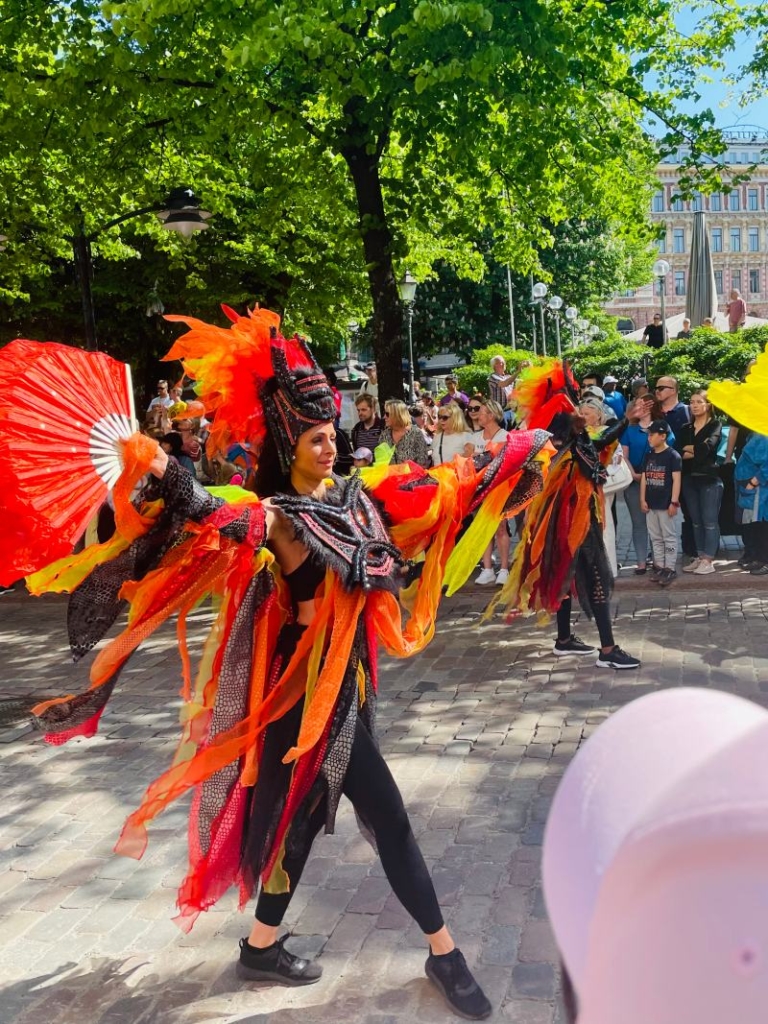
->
<box><xmin>646</xmin><ymin>508</ymin><xmax>679</xmax><ymax>569</ymax></box>
<box><xmin>623</xmin><ymin>480</ymin><xmax>648</xmax><ymax>565</ymax></box>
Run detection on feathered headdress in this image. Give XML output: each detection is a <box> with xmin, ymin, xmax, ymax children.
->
<box><xmin>512</xmin><ymin>358</ymin><xmax>579</xmax><ymax>432</ymax></box>
<box><xmin>164</xmin><ymin>305</ymin><xmax>335</xmax><ymax>473</ymax></box>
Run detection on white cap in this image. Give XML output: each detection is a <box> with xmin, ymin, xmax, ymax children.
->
<box><xmin>603</xmin><ymin>375</ymin><xmax>618</xmax><ymax>384</ymax></box>
<box><xmin>543</xmin><ymin>688</ymin><xmax>768</xmax><ymax>1024</ymax></box>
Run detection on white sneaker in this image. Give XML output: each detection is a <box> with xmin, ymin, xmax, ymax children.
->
<box><xmin>682</xmin><ymin>558</ymin><xmax>701</xmax><ymax>573</ymax></box>
<box><xmin>475</xmin><ymin>568</ymin><xmax>497</xmax><ymax>585</ymax></box>
<box><xmin>693</xmin><ymin>560</ymin><xmax>716</xmax><ymax>575</ymax></box>
<box><xmin>495</xmin><ymin>568</ymin><xmax>509</xmax><ymax>586</ymax></box>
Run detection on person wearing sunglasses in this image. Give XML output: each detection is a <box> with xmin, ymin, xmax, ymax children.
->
<box><xmin>470</xmin><ymin>400</ymin><xmax>512</xmax><ymax>585</ymax></box>
<box><xmin>466</xmin><ymin>397</ymin><xmax>484</xmax><ymax>436</ymax></box>
<box><xmin>375</xmin><ymin>399</ymin><xmax>431</xmax><ymax>468</ymax></box>
<box><xmin>432</xmin><ymin>402</ymin><xmax>473</xmax><ymax>466</ymax></box>
<box><xmin>653</xmin><ymin>377</ymin><xmax>690</xmax><ymax>437</ymax></box>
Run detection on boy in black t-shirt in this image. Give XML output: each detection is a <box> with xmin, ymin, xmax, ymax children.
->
<box><xmin>640</xmin><ymin>420</ymin><xmax>682</xmax><ymax>585</ymax></box>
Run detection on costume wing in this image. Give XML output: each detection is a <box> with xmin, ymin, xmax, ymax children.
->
<box><xmin>708</xmin><ymin>346</ymin><xmax>768</xmax><ymax>434</ymax></box>
<box><xmin>0</xmin><ymin>340</ymin><xmax>137</xmax><ymax>583</ymax></box>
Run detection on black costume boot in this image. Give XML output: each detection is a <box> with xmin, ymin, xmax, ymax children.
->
<box><xmin>237</xmin><ymin>936</ymin><xmax>322</xmax><ymax>985</ymax></box>
<box><xmin>425</xmin><ymin>947</ymin><xmax>492</xmax><ymax>1020</ymax></box>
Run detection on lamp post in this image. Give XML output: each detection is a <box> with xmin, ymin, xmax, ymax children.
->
<box><xmin>532</xmin><ymin>281</ymin><xmax>548</xmax><ymax>355</ymax></box>
<box><xmin>652</xmin><ymin>258</ymin><xmax>671</xmax><ymax>346</ymax></box>
<box><xmin>505</xmin><ymin>265</ymin><xmax>517</xmax><ymax>349</ymax></box>
<box><xmin>589</xmin><ymin>324</ymin><xmax>600</xmax><ymax>342</ymax></box>
<box><xmin>564</xmin><ymin>305</ymin><xmax>578</xmax><ymax>347</ymax></box>
<box><xmin>576</xmin><ymin>318</ymin><xmax>589</xmax><ymax>346</ymax></box>
<box><xmin>548</xmin><ymin>294</ymin><xmax>563</xmax><ymax>358</ymax></box>
<box><xmin>72</xmin><ymin>187</ymin><xmax>212</xmax><ymax>351</ymax></box>
<box><xmin>398</xmin><ymin>270</ymin><xmax>418</xmax><ymax>402</ymax></box>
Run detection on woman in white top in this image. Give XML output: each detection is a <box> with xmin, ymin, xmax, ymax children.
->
<box><xmin>471</xmin><ymin>400</ymin><xmax>512</xmax><ymax>585</ymax></box>
<box><xmin>432</xmin><ymin>401</ymin><xmax>474</xmax><ymax>465</ymax></box>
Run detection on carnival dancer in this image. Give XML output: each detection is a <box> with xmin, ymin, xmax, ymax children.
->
<box><xmin>1</xmin><ymin>306</ymin><xmax>553</xmax><ymax>1021</ymax></box>
<box><xmin>487</xmin><ymin>360</ymin><xmax>641</xmax><ymax>670</ymax></box>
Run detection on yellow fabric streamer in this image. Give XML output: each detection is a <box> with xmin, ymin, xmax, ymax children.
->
<box><xmin>708</xmin><ymin>345</ymin><xmax>768</xmax><ymax>435</ymax></box>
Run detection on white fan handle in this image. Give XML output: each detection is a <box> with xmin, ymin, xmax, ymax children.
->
<box><xmin>125</xmin><ymin>361</ymin><xmax>138</xmax><ymax>431</ymax></box>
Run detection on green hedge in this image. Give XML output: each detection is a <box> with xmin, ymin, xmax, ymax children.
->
<box><xmin>460</xmin><ymin>329</ymin><xmax>762</xmax><ymax>401</ymax></box>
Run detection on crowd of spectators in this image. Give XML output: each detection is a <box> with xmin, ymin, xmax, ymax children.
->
<box><xmin>131</xmin><ymin>359</ymin><xmax>767</xmax><ymax>595</ymax></box>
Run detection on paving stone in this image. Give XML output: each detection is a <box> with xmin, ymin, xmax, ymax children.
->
<box><xmin>1</xmin><ymin>581</ymin><xmax>766</xmax><ymax>1022</ymax></box>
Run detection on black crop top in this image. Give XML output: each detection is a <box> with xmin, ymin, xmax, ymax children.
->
<box><xmin>282</xmin><ymin>556</ymin><xmax>325</xmax><ymax>603</ymax></box>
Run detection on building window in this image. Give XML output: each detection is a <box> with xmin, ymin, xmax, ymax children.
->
<box><xmin>730</xmin><ymin>228</ymin><xmax>742</xmax><ymax>252</ymax></box>
<box><xmin>674</xmin><ymin>271</ymin><xmax>686</xmax><ymax>296</ymax></box>
<box><xmin>652</xmin><ymin>191</ymin><xmax>664</xmax><ymax>213</ymax></box>
<box><xmin>710</xmin><ymin>193</ymin><xmax>722</xmax><ymax>211</ymax></box>
<box><xmin>749</xmin><ymin>188</ymin><xmax>759</xmax><ymax>211</ymax></box>
<box><xmin>732</xmin><ymin>270</ymin><xmax>742</xmax><ymax>291</ymax></box>
<box><xmin>729</xmin><ymin>191</ymin><xmax>741</xmax><ymax>212</ymax></box>
<box><xmin>749</xmin><ymin>227</ymin><xmax>760</xmax><ymax>251</ymax></box>
<box><xmin>672</xmin><ymin>195</ymin><xmax>684</xmax><ymax>212</ymax></box>
<box><xmin>712</xmin><ymin>228</ymin><xmax>723</xmax><ymax>252</ymax></box>
<box><xmin>692</xmin><ymin>192</ymin><xmax>703</xmax><ymax>212</ymax></box>
<box><xmin>656</xmin><ymin>235</ymin><xmax>667</xmax><ymax>253</ymax></box>
<box><xmin>750</xmin><ymin>269</ymin><xmax>760</xmax><ymax>294</ymax></box>
<box><xmin>714</xmin><ymin>270</ymin><xmax>724</xmax><ymax>294</ymax></box>
<box><xmin>673</xmin><ymin>228</ymin><xmax>685</xmax><ymax>253</ymax></box>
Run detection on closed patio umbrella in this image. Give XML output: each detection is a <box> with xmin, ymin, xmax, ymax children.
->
<box><xmin>686</xmin><ymin>211</ymin><xmax>718</xmax><ymax>328</ymax></box>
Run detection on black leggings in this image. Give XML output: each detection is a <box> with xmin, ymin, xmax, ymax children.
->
<box><xmin>255</xmin><ymin>718</ymin><xmax>444</xmax><ymax>935</ymax></box>
<box><xmin>556</xmin><ymin>594</ymin><xmax>615</xmax><ymax>649</ymax></box>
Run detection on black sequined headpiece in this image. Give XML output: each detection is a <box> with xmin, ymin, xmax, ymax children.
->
<box><xmin>262</xmin><ymin>331</ymin><xmax>336</xmax><ymax>473</ymax></box>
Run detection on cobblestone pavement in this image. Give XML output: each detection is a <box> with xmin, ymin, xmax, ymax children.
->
<box><xmin>1</xmin><ymin>564</ymin><xmax>767</xmax><ymax>1024</ymax></box>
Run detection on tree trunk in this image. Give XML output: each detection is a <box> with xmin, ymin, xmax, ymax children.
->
<box><xmin>342</xmin><ymin>142</ymin><xmax>404</xmax><ymax>406</ymax></box>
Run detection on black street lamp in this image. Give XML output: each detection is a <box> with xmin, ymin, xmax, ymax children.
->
<box><xmin>398</xmin><ymin>270</ymin><xmax>418</xmax><ymax>402</ymax></box>
<box><xmin>71</xmin><ymin>187</ymin><xmax>212</xmax><ymax>351</ymax></box>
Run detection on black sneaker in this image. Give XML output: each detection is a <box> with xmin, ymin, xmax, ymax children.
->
<box><xmin>553</xmin><ymin>634</ymin><xmax>597</xmax><ymax>657</ymax></box>
<box><xmin>237</xmin><ymin>936</ymin><xmax>322</xmax><ymax>985</ymax></box>
<box><xmin>0</xmin><ymin>585</ymin><xmax>15</xmax><ymax>596</ymax></box>
<box><xmin>750</xmin><ymin>563</ymin><xmax>768</xmax><ymax>576</ymax></box>
<box><xmin>595</xmin><ymin>646</ymin><xmax>641</xmax><ymax>670</ymax></box>
<box><xmin>648</xmin><ymin>565</ymin><xmax>664</xmax><ymax>583</ymax></box>
<box><xmin>659</xmin><ymin>568</ymin><xmax>677</xmax><ymax>587</ymax></box>
<box><xmin>425</xmin><ymin>948</ymin><xmax>492</xmax><ymax>1020</ymax></box>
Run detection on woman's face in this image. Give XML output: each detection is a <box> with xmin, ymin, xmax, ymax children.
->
<box><xmin>476</xmin><ymin>404</ymin><xmax>493</xmax><ymax>429</ymax></box>
<box><xmin>689</xmin><ymin>394</ymin><xmax>709</xmax><ymax>417</ymax></box>
<box><xmin>293</xmin><ymin>422</ymin><xmax>337</xmax><ymax>482</ymax></box>
<box><xmin>580</xmin><ymin>403</ymin><xmax>602</xmax><ymax>427</ymax></box>
<box><xmin>467</xmin><ymin>399</ymin><xmax>482</xmax><ymax>426</ymax></box>
<box><xmin>436</xmin><ymin>409</ymin><xmax>453</xmax><ymax>432</ymax></box>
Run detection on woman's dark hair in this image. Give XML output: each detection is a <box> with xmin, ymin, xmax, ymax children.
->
<box><xmin>161</xmin><ymin>431</ymin><xmax>185</xmax><ymax>457</ymax></box>
<box><xmin>252</xmin><ymin>430</ymin><xmax>291</xmax><ymax>497</ymax></box>
<box><xmin>324</xmin><ymin>367</ymin><xmax>339</xmax><ymax>387</ymax></box>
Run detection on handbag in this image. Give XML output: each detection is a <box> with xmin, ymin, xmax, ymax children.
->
<box><xmin>603</xmin><ymin>451</ymin><xmax>633</xmax><ymax>495</ymax></box>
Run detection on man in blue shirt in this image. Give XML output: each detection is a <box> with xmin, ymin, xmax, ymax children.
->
<box><xmin>603</xmin><ymin>375</ymin><xmax>627</xmax><ymax>418</ymax></box>
<box><xmin>654</xmin><ymin>375</ymin><xmax>695</xmax><ymax>559</ymax></box>
<box><xmin>655</xmin><ymin>376</ymin><xmax>690</xmax><ymax>436</ymax></box>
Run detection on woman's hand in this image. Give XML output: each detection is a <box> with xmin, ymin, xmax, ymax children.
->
<box><xmin>640</xmin><ymin>500</ymin><xmax>649</xmax><ymax>513</ymax></box>
<box><xmin>148</xmin><ymin>444</ymin><xmax>169</xmax><ymax>479</ymax></box>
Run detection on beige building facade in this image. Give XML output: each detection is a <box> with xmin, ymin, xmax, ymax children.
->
<box><xmin>605</xmin><ymin>130</ymin><xmax>768</xmax><ymax>332</ymax></box>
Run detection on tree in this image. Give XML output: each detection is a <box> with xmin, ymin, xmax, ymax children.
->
<box><xmin>0</xmin><ymin>0</ymin><xmax>729</xmax><ymax>404</ymax></box>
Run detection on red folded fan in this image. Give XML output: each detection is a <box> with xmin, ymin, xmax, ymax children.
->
<box><xmin>0</xmin><ymin>340</ymin><xmax>136</xmax><ymax>584</ymax></box>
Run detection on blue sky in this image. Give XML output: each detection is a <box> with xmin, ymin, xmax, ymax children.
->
<box><xmin>674</xmin><ymin>9</ymin><xmax>768</xmax><ymax>130</ymax></box>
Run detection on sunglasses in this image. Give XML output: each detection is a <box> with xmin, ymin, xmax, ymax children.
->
<box><xmin>655</xmin><ymin>386</ymin><xmax>673</xmax><ymax>392</ymax></box>
<box><xmin>468</xmin><ymin>405</ymin><xmax>482</xmax><ymax>412</ymax></box>
<box><xmin>437</xmin><ymin>414</ymin><xmax>451</xmax><ymax>421</ymax></box>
